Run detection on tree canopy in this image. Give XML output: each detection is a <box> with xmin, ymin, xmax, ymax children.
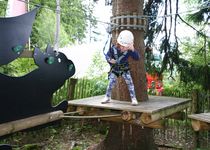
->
<box><xmin>0</xmin><ymin>0</ymin><xmax>96</xmax><ymax>49</ymax></box>
<box><xmin>144</xmin><ymin>0</ymin><xmax>210</xmax><ymax>90</ymax></box>
<box><xmin>29</xmin><ymin>0</ymin><xmax>96</xmax><ymax>49</ymax></box>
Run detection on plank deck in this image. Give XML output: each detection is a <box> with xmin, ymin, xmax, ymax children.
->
<box><xmin>188</xmin><ymin>113</ymin><xmax>210</xmax><ymax>124</ymax></box>
<box><xmin>68</xmin><ymin>95</ymin><xmax>191</xmax><ymax>114</ymax></box>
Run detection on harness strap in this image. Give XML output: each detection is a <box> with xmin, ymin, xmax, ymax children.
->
<box><xmin>108</xmin><ymin>46</ymin><xmax>129</xmax><ymax>77</ymax></box>
<box><xmin>113</xmin><ymin>46</ymin><xmax>128</xmax><ymax>63</ymax></box>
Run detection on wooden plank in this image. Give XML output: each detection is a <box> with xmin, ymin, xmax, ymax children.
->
<box><xmin>188</xmin><ymin>113</ymin><xmax>210</xmax><ymax>123</ymax></box>
<box><xmin>68</xmin><ymin>95</ymin><xmax>191</xmax><ymax>124</ymax></box>
<box><xmin>188</xmin><ymin>113</ymin><xmax>210</xmax><ymax>131</ymax></box>
<box><xmin>0</xmin><ymin>111</ymin><xmax>63</xmax><ymax>137</ymax></box>
<box><xmin>140</xmin><ymin>101</ymin><xmax>190</xmax><ymax>124</ymax></box>
<box><xmin>68</xmin><ymin>95</ymin><xmax>191</xmax><ymax>114</ymax></box>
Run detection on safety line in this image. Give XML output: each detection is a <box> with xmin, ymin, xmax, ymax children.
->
<box><xmin>9</xmin><ymin>0</ymin><xmax>209</xmax><ymax>26</ymax></box>
<box><xmin>61</xmin><ymin>113</ymin><xmax>121</xmax><ymax>119</ymax></box>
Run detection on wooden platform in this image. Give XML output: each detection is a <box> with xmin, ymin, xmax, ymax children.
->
<box><xmin>68</xmin><ymin>95</ymin><xmax>191</xmax><ymax>127</ymax></box>
<box><xmin>188</xmin><ymin>113</ymin><xmax>210</xmax><ymax>131</ymax></box>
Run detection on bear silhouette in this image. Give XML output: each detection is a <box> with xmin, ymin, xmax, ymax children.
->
<box><xmin>0</xmin><ymin>45</ymin><xmax>75</xmax><ymax>123</ymax></box>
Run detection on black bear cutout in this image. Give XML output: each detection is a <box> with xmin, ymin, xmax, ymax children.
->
<box><xmin>0</xmin><ymin>144</ymin><xmax>12</xmax><ymax>150</ymax></box>
<box><xmin>0</xmin><ymin>7</ymin><xmax>38</xmax><ymax>65</ymax></box>
<box><xmin>0</xmin><ymin>45</ymin><xmax>75</xmax><ymax>124</ymax></box>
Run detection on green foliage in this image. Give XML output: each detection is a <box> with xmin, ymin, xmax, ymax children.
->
<box><xmin>143</xmin><ymin>0</ymin><xmax>162</xmax><ymax>46</ymax></box>
<box><xmin>178</xmin><ymin>36</ymin><xmax>210</xmax><ymax>91</ymax></box>
<box><xmin>31</xmin><ymin>9</ymin><xmax>69</xmax><ymax>49</ymax></box>
<box><xmin>163</xmin><ymin>81</ymin><xmax>192</xmax><ymax>98</ymax></box>
<box><xmin>29</xmin><ymin>0</ymin><xmax>96</xmax><ymax>49</ymax></box>
<box><xmin>145</xmin><ymin>47</ymin><xmax>162</xmax><ymax>74</ymax></box>
<box><xmin>74</xmin><ymin>76</ymin><xmax>108</xmax><ymax>99</ymax></box>
<box><xmin>0</xmin><ymin>0</ymin><xmax>7</xmax><ymax>17</ymax></box>
<box><xmin>185</xmin><ymin>0</ymin><xmax>209</xmax><ymax>25</ymax></box>
<box><xmin>85</xmin><ymin>50</ymin><xmax>108</xmax><ymax>78</ymax></box>
<box><xmin>144</xmin><ymin>0</ymin><xmax>210</xmax><ymax>93</ymax></box>
<box><xmin>60</xmin><ymin>0</ymin><xmax>96</xmax><ymax>42</ymax></box>
<box><xmin>52</xmin><ymin>76</ymin><xmax>108</xmax><ymax>105</ymax></box>
<box><xmin>179</xmin><ymin>1</ymin><xmax>210</xmax><ymax>91</ymax></box>
<box><xmin>0</xmin><ymin>58</ymin><xmax>37</xmax><ymax>76</ymax></box>
<box><xmin>144</xmin><ymin>0</ymin><xmax>163</xmax><ymax>75</ymax></box>
<box><xmin>52</xmin><ymin>79</ymin><xmax>70</xmax><ymax>105</ymax></box>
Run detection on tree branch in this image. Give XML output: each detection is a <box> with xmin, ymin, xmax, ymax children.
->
<box><xmin>177</xmin><ymin>14</ymin><xmax>208</xmax><ymax>38</ymax></box>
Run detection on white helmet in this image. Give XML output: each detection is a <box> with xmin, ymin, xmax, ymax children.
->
<box><xmin>117</xmin><ymin>30</ymin><xmax>134</xmax><ymax>47</ymax></box>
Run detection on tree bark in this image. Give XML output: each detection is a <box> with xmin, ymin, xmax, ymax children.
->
<box><xmin>90</xmin><ymin>0</ymin><xmax>157</xmax><ymax>150</ymax></box>
<box><xmin>111</xmin><ymin>0</ymin><xmax>148</xmax><ymax>102</ymax></box>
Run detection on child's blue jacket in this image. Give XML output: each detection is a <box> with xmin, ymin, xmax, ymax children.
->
<box><xmin>105</xmin><ymin>45</ymin><xmax>140</xmax><ymax>66</ymax></box>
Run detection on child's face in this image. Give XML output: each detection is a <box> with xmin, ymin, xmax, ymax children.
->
<box><xmin>119</xmin><ymin>45</ymin><xmax>129</xmax><ymax>52</ymax></box>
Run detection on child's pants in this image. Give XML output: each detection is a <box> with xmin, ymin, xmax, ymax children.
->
<box><xmin>105</xmin><ymin>71</ymin><xmax>136</xmax><ymax>99</ymax></box>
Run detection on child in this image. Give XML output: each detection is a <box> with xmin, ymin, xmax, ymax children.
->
<box><xmin>102</xmin><ymin>30</ymin><xmax>140</xmax><ymax>106</ymax></box>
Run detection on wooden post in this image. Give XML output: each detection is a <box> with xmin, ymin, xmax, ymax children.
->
<box><xmin>0</xmin><ymin>111</ymin><xmax>63</xmax><ymax>137</ymax></box>
<box><xmin>67</xmin><ymin>78</ymin><xmax>78</xmax><ymax>100</ymax></box>
<box><xmin>191</xmin><ymin>90</ymin><xmax>200</xmax><ymax>148</ymax></box>
<box><xmin>191</xmin><ymin>89</ymin><xmax>199</xmax><ymax>113</ymax></box>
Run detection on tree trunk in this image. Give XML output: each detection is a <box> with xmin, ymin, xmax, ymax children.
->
<box><xmin>111</xmin><ymin>0</ymin><xmax>148</xmax><ymax>102</ymax></box>
<box><xmin>90</xmin><ymin>0</ymin><xmax>157</xmax><ymax>150</ymax></box>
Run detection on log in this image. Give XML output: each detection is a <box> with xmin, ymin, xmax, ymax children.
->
<box><xmin>188</xmin><ymin>113</ymin><xmax>210</xmax><ymax>131</ymax></box>
<box><xmin>121</xmin><ymin>111</ymin><xmax>134</xmax><ymax>121</ymax></box>
<box><xmin>0</xmin><ymin>111</ymin><xmax>63</xmax><ymax>137</ymax></box>
<box><xmin>102</xmin><ymin>116</ymin><xmax>164</xmax><ymax>129</ymax></box>
<box><xmin>191</xmin><ymin>119</ymin><xmax>210</xmax><ymax>131</ymax></box>
<box><xmin>76</xmin><ymin>106</ymin><xmax>86</xmax><ymax>115</ymax></box>
<box><xmin>140</xmin><ymin>100</ymin><xmax>191</xmax><ymax>124</ymax></box>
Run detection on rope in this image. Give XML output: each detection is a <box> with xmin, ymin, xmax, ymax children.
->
<box><xmin>61</xmin><ymin>114</ymin><xmax>121</xmax><ymax>119</ymax></box>
<box><xmin>102</xmin><ymin>33</ymin><xmax>112</xmax><ymax>56</ymax></box>
<box><xmin>11</xmin><ymin>0</ymin><xmax>210</xmax><ymax>26</ymax></box>
<box><xmin>63</xmin><ymin>111</ymin><xmax>84</xmax><ymax>115</ymax></box>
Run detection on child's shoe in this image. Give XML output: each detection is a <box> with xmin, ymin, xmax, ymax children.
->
<box><xmin>131</xmin><ymin>98</ymin><xmax>138</xmax><ymax>106</ymax></box>
<box><xmin>101</xmin><ymin>96</ymin><xmax>110</xmax><ymax>104</ymax></box>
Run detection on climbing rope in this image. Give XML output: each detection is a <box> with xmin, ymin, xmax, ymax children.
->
<box><xmin>61</xmin><ymin>113</ymin><xmax>121</xmax><ymax>119</ymax></box>
<box><xmin>63</xmin><ymin>111</ymin><xmax>84</xmax><ymax>115</ymax></box>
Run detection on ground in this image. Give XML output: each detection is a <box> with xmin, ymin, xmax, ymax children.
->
<box><xmin>0</xmin><ymin>119</ymin><xmax>198</xmax><ymax>150</ymax></box>
<box><xmin>0</xmin><ymin>119</ymin><xmax>107</xmax><ymax>150</ymax></box>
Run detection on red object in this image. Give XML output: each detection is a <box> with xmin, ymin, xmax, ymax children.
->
<box><xmin>146</xmin><ymin>73</ymin><xmax>163</xmax><ymax>90</ymax></box>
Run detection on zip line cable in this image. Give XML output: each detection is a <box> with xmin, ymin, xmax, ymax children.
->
<box><xmin>10</xmin><ymin>0</ymin><xmax>210</xmax><ymax>27</ymax></box>
<box><xmin>3</xmin><ymin>0</ymin><xmax>208</xmax><ymax>57</ymax></box>
<box><xmin>4</xmin><ymin>0</ymin><xmax>209</xmax><ymax>41</ymax></box>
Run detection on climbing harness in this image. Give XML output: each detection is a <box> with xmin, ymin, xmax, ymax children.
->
<box><xmin>108</xmin><ymin>46</ymin><xmax>130</xmax><ymax>77</ymax></box>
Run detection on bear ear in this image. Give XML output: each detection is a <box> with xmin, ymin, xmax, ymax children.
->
<box><xmin>46</xmin><ymin>44</ymin><xmax>55</xmax><ymax>56</ymax></box>
<box><xmin>34</xmin><ymin>45</ymin><xmax>57</xmax><ymax>66</ymax></box>
<box><xmin>34</xmin><ymin>47</ymin><xmax>43</xmax><ymax>66</ymax></box>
